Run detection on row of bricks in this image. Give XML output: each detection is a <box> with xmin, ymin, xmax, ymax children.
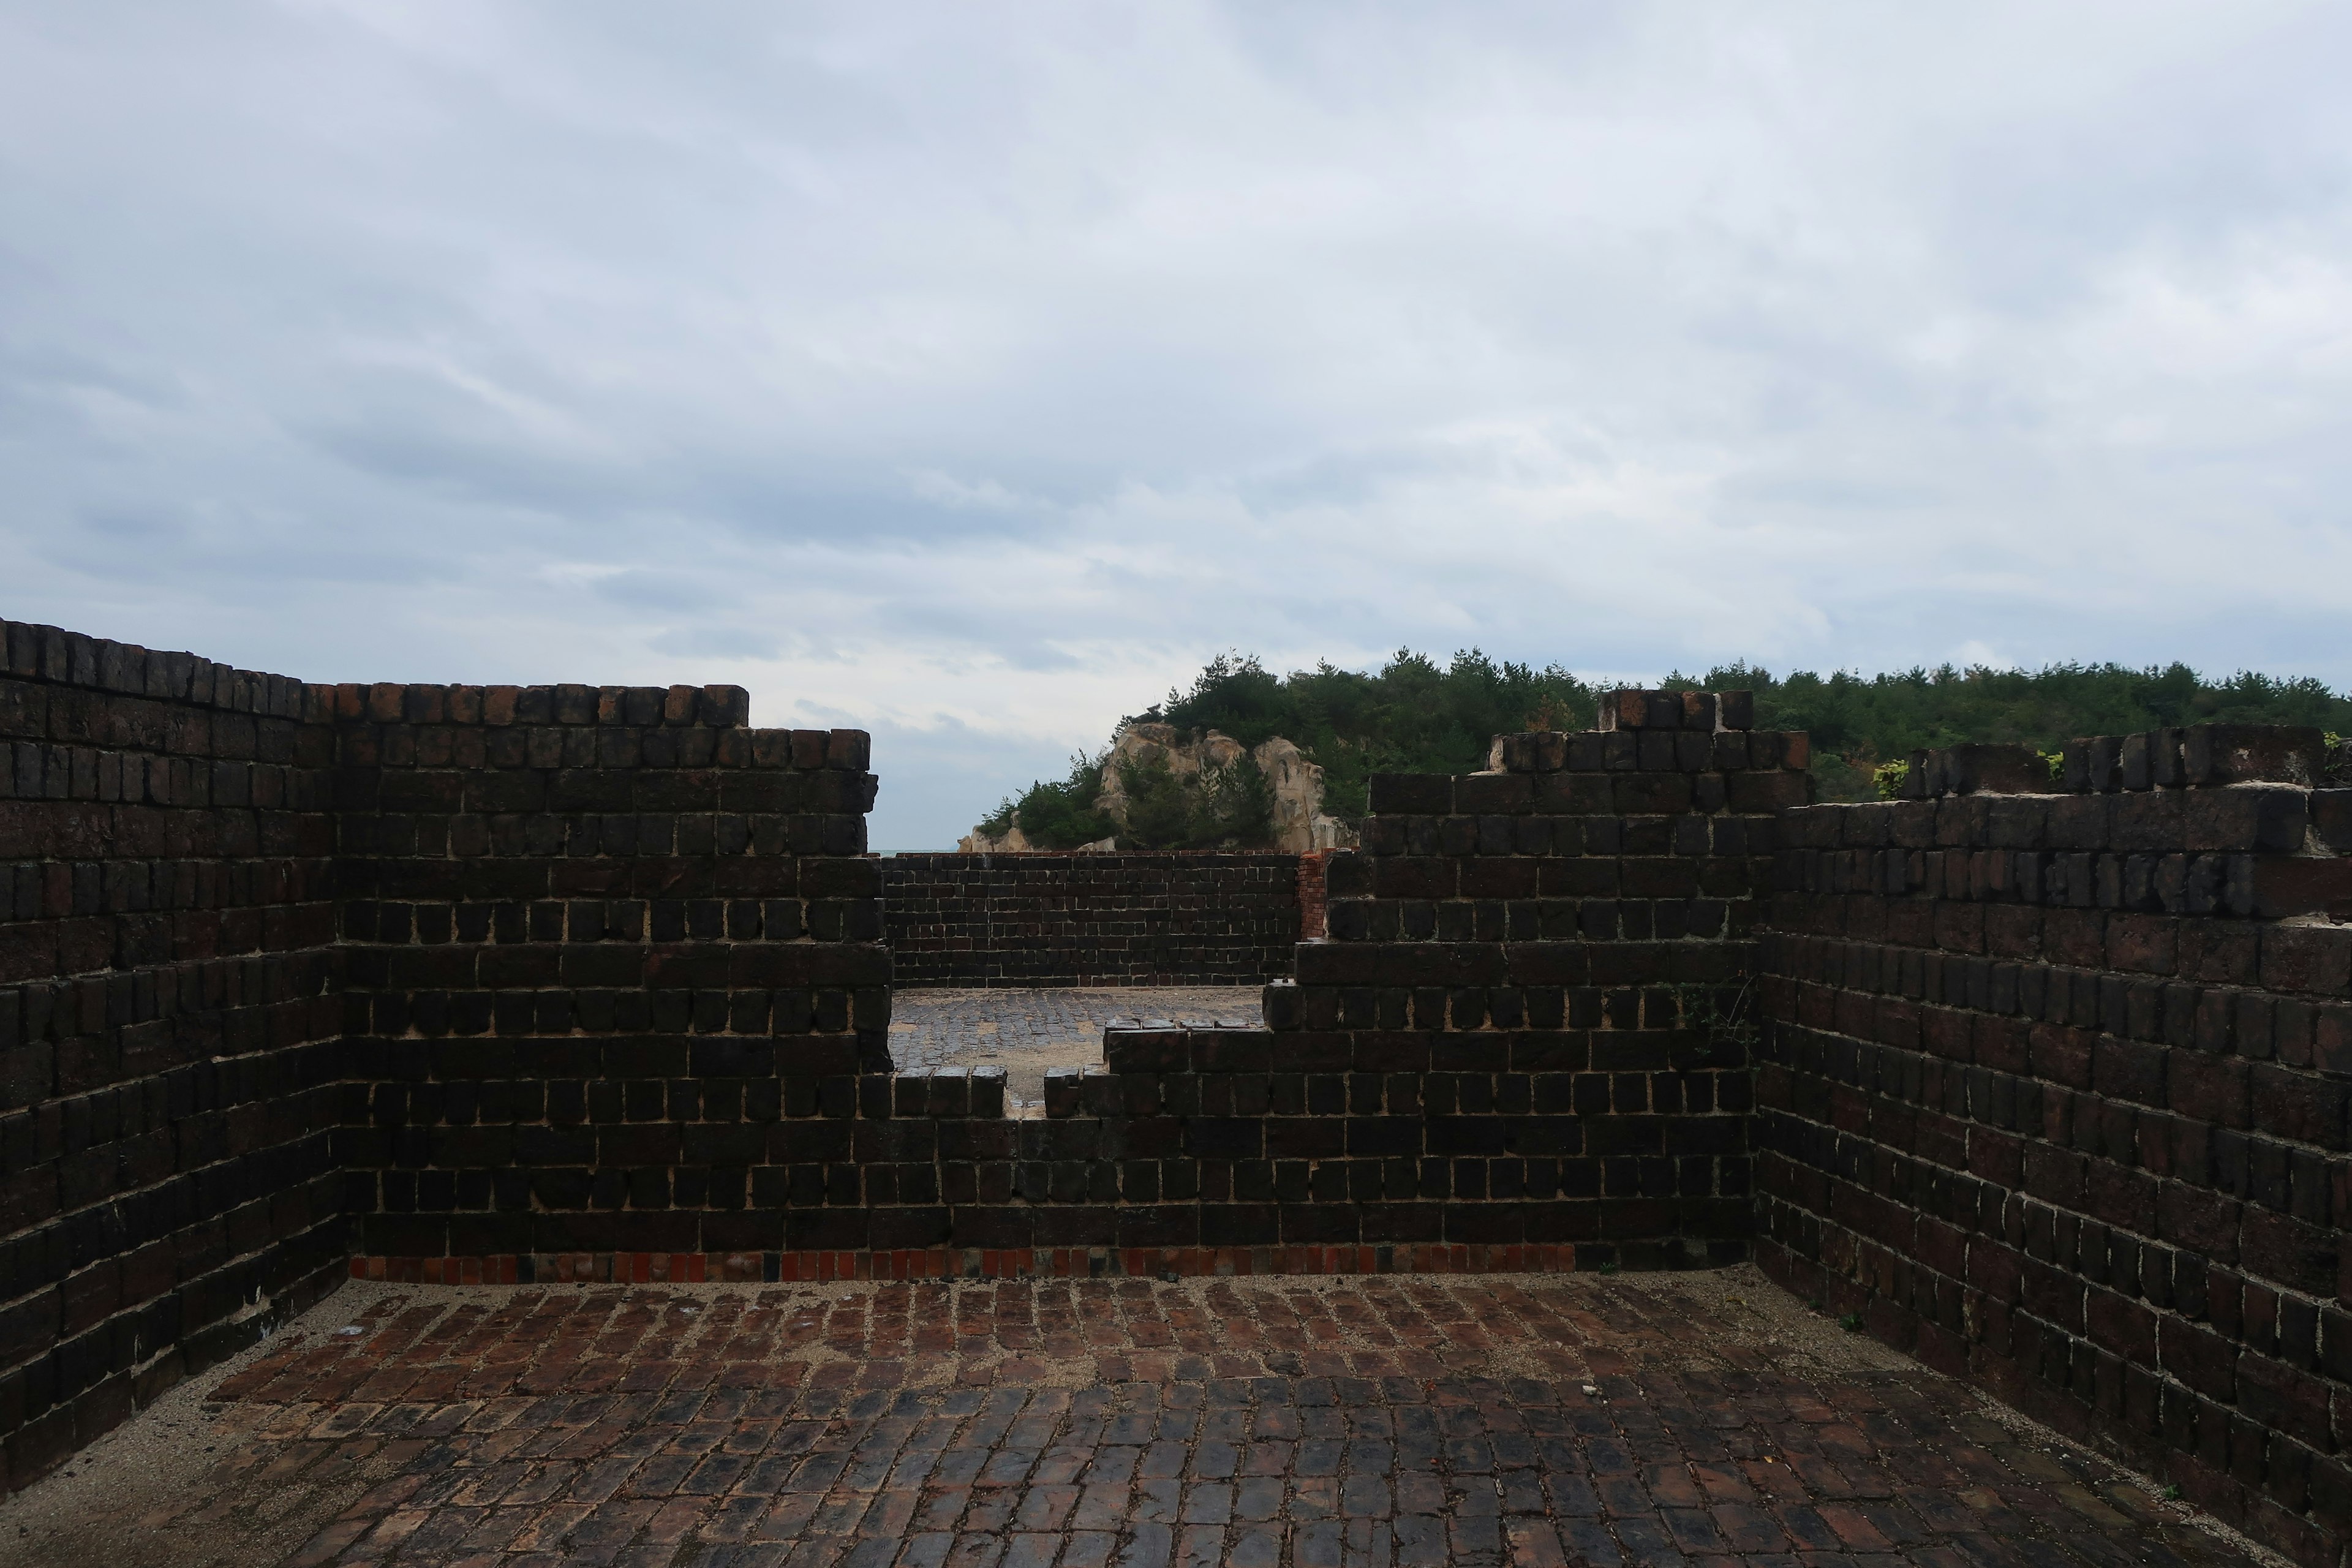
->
<box><xmin>342</xmin><ymin>766</ymin><xmax>877</xmax><ymax>815</ymax></box>
<box><xmin>345</xmin><ymin>899</ymin><xmax>883</xmax><ymax>946</ymax></box>
<box><xmin>338</xmin><ymin>725</ymin><xmax>862</xmax><ymax>772</ymax></box>
<box><xmin>352</xmin><ymin>1150</ymin><xmax>1754</xmax><ymax>1216</ymax></box>
<box><xmin>345</xmin><ymin>940</ymin><xmax>892</xmax><ymax>991</ymax></box>
<box><xmin>347</xmin><ymin>1240</ymin><xmax>1585</xmax><ymax>1284</ymax></box>
<box><xmin>1353</xmin><ymin>813</ymin><xmax>1775</xmax><ymax>861</ymax></box>
<box><xmin>1766</xmin><ymin>933</ymin><xmax>2352</xmax><ymax>1065</ymax></box>
<box><xmin>341</xmin><ymin>988</ymin><xmax>889</xmax><ymax>1041</ymax></box>
<box><xmin>1749</xmin><ymin>1234</ymin><xmax>2343</xmax><ymax>1463</ymax></box>
<box><xmin>339</xmin><ymin>857</ymin><xmax>862</xmax><ymax>905</ymax></box>
<box><xmin>2</xmin><ymin>744</ymin><xmax>328</xmax><ymax>808</ymax></box>
<box><xmin>1758</xmin><ymin>1042</ymin><xmax>2344</xmax><ymax>1242</ymax></box>
<box><xmin>1755</xmin><ymin>1173</ymin><xmax>2351</xmax><ymax>1454</ymax></box>
<box><xmin>4</xmin><ymin>951</ymin><xmax>337</xmax><ymax>1042</ymax></box>
<box><xmin>0</xmin><ymin>809</ymin><xmax>323</xmax><ymax>874</ymax></box>
<box><xmin>1768</xmin><ymin>893</ymin><xmax>2352</xmax><ymax>994</ymax></box>
<box><xmin>0</xmin><ymin>695</ymin><xmax>322</xmax><ymax>782</ymax></box>
<box><xmin>1327</xmin><ymin>897</ymin><xmax>1753</xmax><ymax>946</ymax></box>
<box><xmin>1</xmin><ymin>625</ymin><xmax>311</xmax><ymax>716</ymax></box>
<box><xmin>5</xmin><ymin>1090</ymin><xmax>344</xmax><ymax>1224</ymax></box>
<box><xmin>1</xmin><ymin>1150</ymin><xmax>342</xmax><ymax>1316</ymax></box>
<box><xmin>353</xmin><ymin>1194</ymin><xmax>1758</xmax><ymax>1256</ymax></box>
<box><xmin>336</xmin><ymin>810</ymin><xmax>871</xmax><ymax>860</ymax></box>
<box><xmin>886</xmin><ymin>853</ymin><xmax>1299</xmax><ymax>869</ymax></box>
<box><xmin>1900</xmin><ymin>728</ymin><xmax>2339</xmax><ymax>799</ymax></box>
<box><xmin>4</xmin><ymin>1005</ymin><xmax>334</xmax><ymax>1112</ymax></box>
<box><xmin>1338</xmin><ymin>852</ymin><xmax>1767</xmax><ymax>897</ymax></box>
<box><xmin>1</xmin><ymin>1142</ymin><xmax>344</xmax><ymax>1317</ymax></box>
<box><xmin>1754</xmin><ymin>1235</ymin><xmax>2343</xmax><ymax>1567</ymax></box>
<box><xmin>1</xmin><ymin>1218</ymin><xmax>350</xmax><ymax>1445</ymax></box>
<box><xmin>1474</xmin><ymin>726</ymin><xmax>1796</xmax><ymax>779</ymax></box>
<box><xmin>0</xmin><ymin>859</ymin><xmax>330</xmax><ymax>924</ymax></box>
<box><xmin>1755</xmin><ymin>1153</ymin><xmax>2344</xmax><ymax>1369</ymax></box>
<box><xmin>1767</xmin><ymin>984</ymin><xmax>2350</xmax><ymax>1153</ymax></box>
<box><xmin>1759</xmin><ymin>1113</ymin><xmax>2343</xmax><ymax>1329</ymax></box>
<box><xmin>1368</xmin><ymin>767</ymin><xmax>1806</xmax><ymax>822</ymax></box>
<box><xmin>2</xmin><ymin>911</ymin><xmax>328</xmax><ymax>990</ymax></box>
<box><xmin>1</xmin><ymin>1044</ymin><xmax>342</xmax><ymax>1172</ymax></box>
<box><xmin>1753</xmin><ymin>1191</ymin><xmax>2347</xmax><ymax>1434</ymax></box>
<box><xmin>1342</xmin><ymin>864</ymin><xmax>1771</xmax><ymax>919</ymax></box>
<box><xmin>1755</xmin><ymin>1042</ymin><xmax>2344</xmax><ymax>1285</ymax></box>
<box><xmin>1785</xmin><ymin>790</ymin><xmax>2352</xmax><ymax>854</ymax></box>
<box><xmin>1590</xmin><ymin>689</ymin><xmax>1758</xmax><ymax>733</ymax></box>
<box><xmin>352</xmin><ymin>1063</ymin><xmax>1751</xmax><ymax>1134</ymax></box>
<box><xmin>886</xmin><ymin>927</ymin><xmax>1293</xmax><ymax>948</ymax></box>
<box><xmin>1754</xmin><ymin>1205</ymin><xmax>2349</xmax><ymax>1520</ymax></box>
<box><xmin>332</xmin><ymin>681</ymin><xmax>750</xmax><ymax>729</ymax></box>
<box><xmin>1776</xmin><ymin>845</ymin><xmax>2352</xmax><ymax>920</ymax></box>
<box><xmin>1289</xmin><ymin>934</ymin><xmax>1752</xmax><ymax>989</ymax></box>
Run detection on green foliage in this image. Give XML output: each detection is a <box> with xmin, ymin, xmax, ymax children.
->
<box><xmin>1115</xmin><ymin>755</ymin><xmax>1276</xmax><ymax>850</ymax></box>
<box><xmin>1142</xmin><ymin>649</ymin><xmax>1599</xmax><ymax>821</ymax></box>
<box><xmin>979</xmin><ymin>753</ymin><xmax>1115</xmax><ymax>848</ymax></box>
<box><xmin>983</xmin><ymin>653</ymin><xmax>2352</xmax><ymax>836</ymax></box>
<box><xmin>1667</xmin><ymin>659</ymin><xmax>2352</xmax><ymax>802</ymax></box>
<box><xmin>1871</xmin><ymin>759</ymin><xmax>1910</xmax><ymax>801</ymax></box>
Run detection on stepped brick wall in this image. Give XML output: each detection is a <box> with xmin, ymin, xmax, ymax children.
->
<box><xmin>1755</xmin><ymin>731</ymin><xmax>2352</xmax><ymax>1567</ymax></box>
<box><xmin>881</xmin><ymin>851</ymin><xmax>1299</xmax><ymax>987</ymax></box>
<box><xmin>1255</xmin><ymin>689</ymin><xmax>1807</xmax><ymax>1265</ymax></box>
<box><xmin>0</xmin><ymin>623</ymin><xmax>347</xmax><ymax>1490</ymax></box>
<box><xmin>333</xmin><ymin>682</ymin><xmax>891</xmax><ymax>1262</ymax></box>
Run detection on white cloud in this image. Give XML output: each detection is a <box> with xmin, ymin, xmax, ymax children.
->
<box><xmin>2</xmin><ymin>1</ymin><xmax>2349</xmax><ymax>847</ymax></box>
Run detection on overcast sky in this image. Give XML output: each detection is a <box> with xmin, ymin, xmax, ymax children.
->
<box><xmin>4</xmin><ymin>3</ymin><xmax>2350</xmax><ymax>849</ymax></box>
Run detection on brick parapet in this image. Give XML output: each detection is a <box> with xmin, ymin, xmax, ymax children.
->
<box><xmin>0</xmin><ymin>619</ymin><xmax>348</xmax><ymax>1493</ymax></box>
<box><xmin>882</xmin><ymin>851</ymin><xmax>1298</xmax><ymax>987</ymax></box>
<box><xmin>1753</xmin><ymin>728</ymin><xmax>2352</xmax><ymax>1568</ymax></box>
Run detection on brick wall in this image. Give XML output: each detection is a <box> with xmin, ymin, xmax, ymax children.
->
<box><xmin>1250</xmin><ymin>690</ymin><xmax>1806</xmax><ymax>1265</ymax></box>
<box><xmin>0</xmin><ymin>621</ymin><xmax>348</xmax><ymax>1490</ymax></box>
<box><xmin>881</xmin><ymin>851</ymin><xmax>1299</xmax><ymax>986</ymax></box>
<box><xmin>1754</xmin><ymin>731</ymin><xmax>2352</xmax><ymax>1567</ymax></box>
<box><xmin>333</xmin><ymin>684</ymin><xmax>892</xmax><ymax>1261</ymax></box>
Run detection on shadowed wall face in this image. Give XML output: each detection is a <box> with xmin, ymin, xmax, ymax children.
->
<box><xmin>331</xmin><ymin>682</ymin><xmax>891</xmax><ymax>1261</ymax></box>
<box><xmin>882</xmin><ymin>851</ymin><xmax>1302</xmax><ymax>987</ymax></box>
<box><xmin>0</xmin><ymin>622</ymin><xmax>348</xmax><ymax>1490</ymax></box>
<box><xmin>1755</xmin><ymin>736</ymin><xmax>2352</xmax><ymax>1567</ymax></box>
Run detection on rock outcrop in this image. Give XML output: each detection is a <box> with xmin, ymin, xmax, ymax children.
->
<box><xmin>967</xmin><ymin>723</ymin><xmax>1359</xmax><ymax>853</ymax></box>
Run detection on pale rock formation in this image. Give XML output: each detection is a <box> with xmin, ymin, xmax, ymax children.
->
<box><xmin>965</xmin><ymin>722</ymin><xmax>1360</xmax><ymax>853</ymax></box>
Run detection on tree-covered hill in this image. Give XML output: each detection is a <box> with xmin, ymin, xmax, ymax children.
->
<box><xmin>979</xmin><ymin>651</ymin><xmax>2352</xmax><ymax>846</ymax></box>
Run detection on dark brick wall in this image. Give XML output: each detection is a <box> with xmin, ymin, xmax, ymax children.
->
<box><xmin>1753</xmin><ymin>733</ymin><xmax>2352</xmax><ymax>1568</ymax></box>
<box><xmin>881</xmin><ymin>851</ymin><xmax>1300</xmax><ymax>986</ymax></box>
<box><xmin>1248</xmin><ymin>692</ymin><xmax>1804</xmax><ymax>1265</ymax></box>
<box><xmin>333</xmin><ymin>684</ymin><xmax>892</xmax><ymax>1261</ymax></box>
<box><xmin>0</xmin><ymin>620</ymin><xmax>349</xmax><ymax>1491</ymax></box>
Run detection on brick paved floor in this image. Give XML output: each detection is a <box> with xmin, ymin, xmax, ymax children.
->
<box><xmin>889</xmin><ymin>989</ymin><xmax>1261</xmax><ymax>1106</ymax></box>
<box><xmin>0</xmin><ymin>1267</ymin><xmax>2263</xmax><ymax>1568</ymax></box>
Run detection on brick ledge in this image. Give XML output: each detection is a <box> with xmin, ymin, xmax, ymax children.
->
<box><xmin>350</xmin><ymin>1242</ymin><xmax>1578</xmax><ymax>1286</ymax></box>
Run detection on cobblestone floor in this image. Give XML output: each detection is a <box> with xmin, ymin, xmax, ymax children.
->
<box><xmin>888</xmin><ymin>989</ymin><xmax>1262</xmax><ymax>1106</ymax></box>
<box><xmin>0</xmin><ymin>1266</ymin><xmax>2263</xmax><ymax>1568</ymax></box>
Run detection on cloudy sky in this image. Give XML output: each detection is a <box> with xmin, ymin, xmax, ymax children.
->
<box><xmin>4</xmin><ymin>2</ymin><xmax>2350</xmax><ymax>848</ymax></box>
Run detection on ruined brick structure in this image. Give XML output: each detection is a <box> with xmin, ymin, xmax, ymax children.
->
<box><xmin>882</xmin><ymin>852</ymin><xmax>1298</xmax><ymax>987</ymax></box>
<box><xmin>1756</xmin><ymin>731</ymin><xmax>2352</xmax><ymax>1564</ymax></box>
<box><xmin>6</xmin><ymin>614</ymin><xmax>2352</xmax><ymax>1568</ymax></box>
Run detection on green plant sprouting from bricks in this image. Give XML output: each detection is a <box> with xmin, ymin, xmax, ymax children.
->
<box><xmin>1666</xmin><ymin>977</ymin><xmax>1758</xmax><ymax>1050</ymax></box>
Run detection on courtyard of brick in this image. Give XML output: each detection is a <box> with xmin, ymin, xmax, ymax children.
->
<box><xmin>0</xmin><ymin>1261</ymin><xmax>2261</xmax><ymax>1568</ymax></box>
